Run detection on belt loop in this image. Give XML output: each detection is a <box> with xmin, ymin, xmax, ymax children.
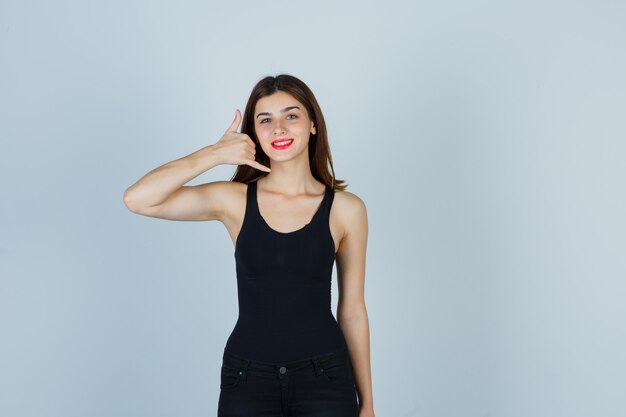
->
<box><xmin>311</xmin><ymin>356</ymin><xmax>324</xmax><ymax>376</ymax></box>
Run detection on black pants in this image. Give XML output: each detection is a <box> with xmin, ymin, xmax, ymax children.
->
<box><xmin>217</xmin><ymin>346</ymin><xmax>359</xmax><ymax>417</ymax></box>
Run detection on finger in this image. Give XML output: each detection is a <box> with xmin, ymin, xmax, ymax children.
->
<box><xmin>253</xmin><ymin>161</ymin><xmax>271</xmax><ymax>172</ymax></box>
<box><xmin>246</xmin><ymin>141</ymin><xmax>257</xmax><ymax>154</ymax></box>
<box><xmin>246</xmin><ymin>137</ymin><xmax>256</xmax><ymax>148</ymax></box>
<box><xmin>245</xmin><ymin>150</ymin><xmax>256</xmax><ymax>161</ymax></box>
<box><xmin>226</xmin><ymin>109</ymin><xmax>241</xmax><ymax>133</ymax></box>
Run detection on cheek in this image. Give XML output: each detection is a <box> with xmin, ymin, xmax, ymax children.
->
<box><xmin>255</xmin><ymin>125</ymin><xmax>272</xmax><ymax>137</ymax></box>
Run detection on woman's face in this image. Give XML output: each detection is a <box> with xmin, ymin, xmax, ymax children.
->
<box><xmin>253</xmin><ymin>91</ymin><xmax>316</xmax><ymax>163</ymax></box>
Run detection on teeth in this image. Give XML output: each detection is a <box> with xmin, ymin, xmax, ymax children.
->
<box><xmin>273</xmin><ymin>139</ymin><xmax>293</xmax><ymax>146</ymax></box>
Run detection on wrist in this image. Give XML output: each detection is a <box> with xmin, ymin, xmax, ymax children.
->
<box><xmin>194</xmin><ymin>144</ymin><xmax>222</xmax><ymax>168</ymax></box>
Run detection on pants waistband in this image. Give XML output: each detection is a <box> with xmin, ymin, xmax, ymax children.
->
<box><xmin>222</xmin><ymin>346</ymin><xmax>349</xmax><ymax>375</ymax></box>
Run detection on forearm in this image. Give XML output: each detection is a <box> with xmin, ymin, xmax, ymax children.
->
<box><xmin>124</xmin><ymin>144</ymin><xmax>221</xmax><ymax>209</ymax></box>
<box><xmin>338</xmin><ymin>307</ymin><xmax>374</xmax><ymax>411</ymax></box>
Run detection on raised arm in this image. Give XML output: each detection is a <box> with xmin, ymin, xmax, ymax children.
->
<box><xmin>123</xmin><ymin>109</ymin><xmax>270</xmax><ymax>221</ymax></box>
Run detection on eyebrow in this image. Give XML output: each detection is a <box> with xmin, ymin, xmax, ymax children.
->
<box><xmin>256</xmin><ymin>106</ymin><xmax>301</xmax><ymax>119</ymax></box>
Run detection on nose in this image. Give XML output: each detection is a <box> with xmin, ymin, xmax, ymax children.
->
<box><xmin>273</xmin><ymin>119</ymin><xmax>286</xmax><ymax>135</ymax></box>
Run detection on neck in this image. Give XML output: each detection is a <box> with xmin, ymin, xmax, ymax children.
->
<box><xmin>260</xmin><ymin>154</ymin><xmax>320</xmax><ymax>195</ymax></box>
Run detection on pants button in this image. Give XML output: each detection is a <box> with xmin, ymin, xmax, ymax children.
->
<box><xmin>279</xmin><ymin>366</ymin><xmax>286</xmax><ymax>374</ymax></box>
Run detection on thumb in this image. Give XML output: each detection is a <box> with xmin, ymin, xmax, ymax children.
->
<box><xmin>226</xmin><ymin>109</ymin><xmax>242</xmax><ymax>133</ymax></box>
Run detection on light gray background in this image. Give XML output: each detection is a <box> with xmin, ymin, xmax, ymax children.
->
<box><xmin>1</xmin><ymin>1</ymin><xmax>624</xmax><ymax>416</ymax></box>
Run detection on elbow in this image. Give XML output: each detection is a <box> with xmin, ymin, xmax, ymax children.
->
<box><xmin>123</xmin><ymin>188</ymin><xmax>141</xmax><ymax>213</ymax></box>
<box><xmin>337</xmin><ymin>303</ymin><xmax>367</xmax><ymax>322</ymax></box>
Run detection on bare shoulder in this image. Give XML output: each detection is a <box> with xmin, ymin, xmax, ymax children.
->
<box><xmin>332</xmin><ymin>189</ymin><xmax>368</xmax><ymax>238</ymax></box>
<box><xmin>333</xmin><ymin>189</ymin><xmax>367</xmax><ymax>212</ymax></box>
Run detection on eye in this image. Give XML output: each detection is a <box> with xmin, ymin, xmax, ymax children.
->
<box><xmin>260</xmin><ymin>118</ymin><xmax>271</xmax><ymax>124</ymax></box>
<box><xmin>287</xmin><ymin>114</ymin><xmax>298</xmax><ymax>120</ymax></box>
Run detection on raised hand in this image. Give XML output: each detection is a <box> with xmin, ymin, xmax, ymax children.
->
<box><xmin>212</xmin><ymin>109</ymin><xmax>271</xmax><ymax>172</ymax></box>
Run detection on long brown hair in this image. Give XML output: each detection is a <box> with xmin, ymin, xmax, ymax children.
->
<box><xmin>229</xmin><ymin>74</ymin><xmax>348</xmax><ymax>191</ymax></box>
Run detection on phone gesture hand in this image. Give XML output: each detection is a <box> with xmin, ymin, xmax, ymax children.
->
<box><xmin>213</xmin><ymin>109</ymin><xmax>271</xmax><ymax>173</ymax></box>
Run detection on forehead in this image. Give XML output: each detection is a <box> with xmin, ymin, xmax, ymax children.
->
<box><xmin>255</xmin><ymin>91</ymin><xmax>305</xmax><ymax>112</ymax></box>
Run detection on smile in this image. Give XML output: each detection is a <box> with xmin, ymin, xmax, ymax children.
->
<box><xmin>271</xmin><ymin>138</ymin><xmax>294</xmax><ymax>149</ymax></box>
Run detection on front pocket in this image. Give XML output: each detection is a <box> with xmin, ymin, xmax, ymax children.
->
<box><xmin>320</xmin><ymin>358</ymin><xmax>356</xmax><ymax>387</ymax></box>
<box><xmin>220</xmin><ymin>365</ymin><xmax>242</xmax><ymax>390</ymax></box>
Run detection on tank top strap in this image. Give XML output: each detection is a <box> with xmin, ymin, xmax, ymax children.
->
<box><xmin>247</xmin><ymin>179</ymin><xmax>257</xmax><ymax>206</ymax></box>
<box><xmin>319</xmin><ymin>184</ymin><xmax>335</xmax><ymax>221</ymax></box>
<box><xmin>246</xmin><ymin>179</ymin><xmax>261</xmax><ymax>221</ymax></box>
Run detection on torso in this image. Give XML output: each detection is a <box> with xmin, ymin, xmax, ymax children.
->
<box><xmin>222</xmin><ymin>177</ymin><xmax>348</xmax><ymax>362</ymax></box>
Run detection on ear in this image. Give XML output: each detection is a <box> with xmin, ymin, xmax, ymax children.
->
<box><xmin>311</xmin><ymin>122</ymin><xmax>316</xmax><ymax>135</ymax></box>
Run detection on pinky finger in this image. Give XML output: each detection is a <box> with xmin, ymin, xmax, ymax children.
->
<box><xmin>252</xmin><ymin>161</ymin><xmax>271</xmax><ymax>172</ymax></box>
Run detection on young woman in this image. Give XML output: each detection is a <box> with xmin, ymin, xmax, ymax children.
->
<box><xmin>123</xmin><ymin>74</ymin><xmax>374</xmax><ymax>417</ymax></box>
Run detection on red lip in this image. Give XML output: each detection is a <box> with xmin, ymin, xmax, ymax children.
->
<box><xmin>271</xmin><ymin>138</ymin><xmax>294</xmax><ymax>150</ymax></box>
<box><xmin>271</xmin><ymin>138</ymin><xmax>294</xmax><ymax>144</ymax></box>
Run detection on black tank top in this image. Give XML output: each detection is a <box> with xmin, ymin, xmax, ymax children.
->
<box><xmin>224</xmin><ymin>179</ymin><xmax>348</xmax><ymax>363</ymax></box>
